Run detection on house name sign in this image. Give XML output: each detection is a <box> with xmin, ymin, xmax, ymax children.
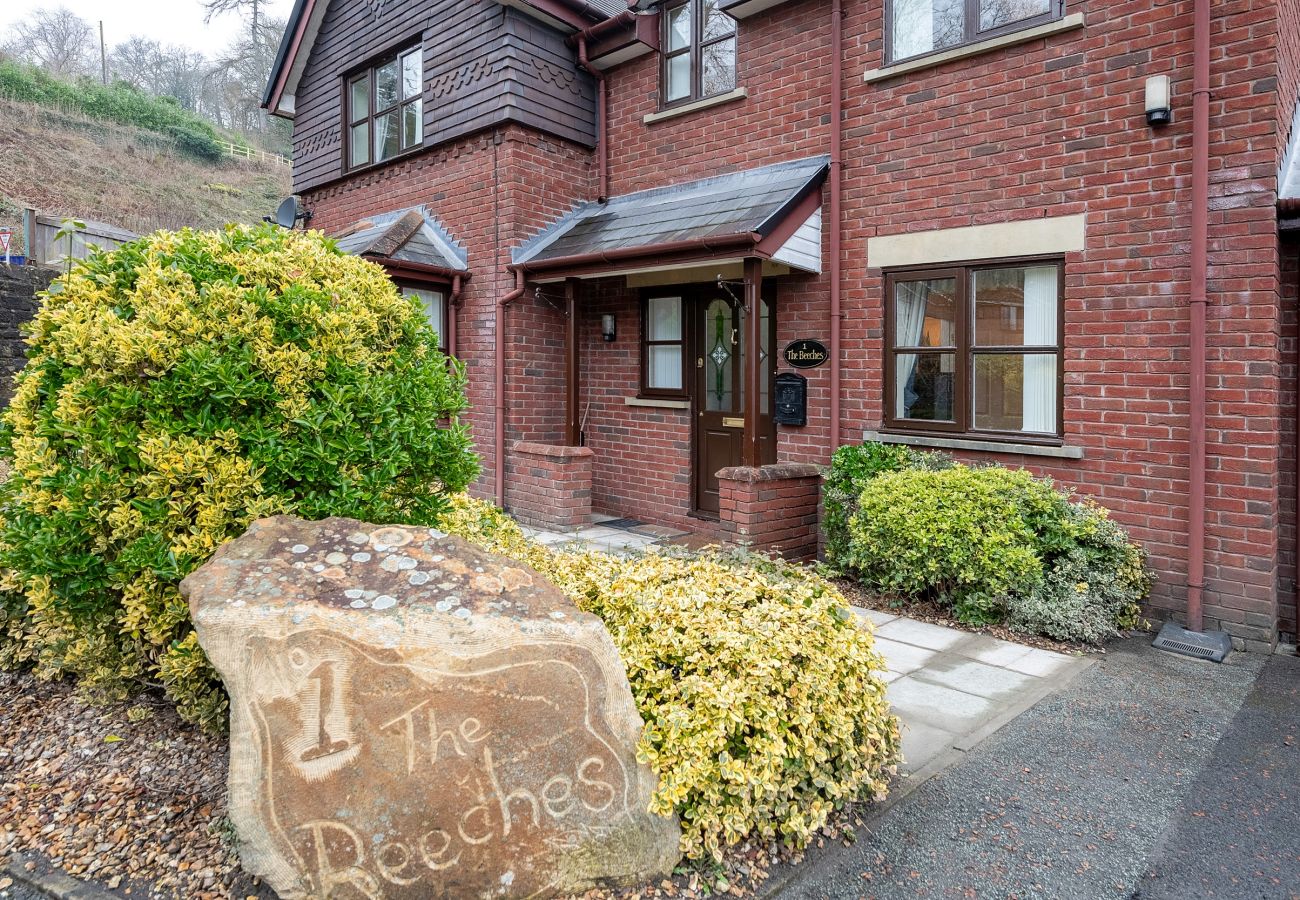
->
<box><xmin>783</xmin><ymin>339</ymin><xmax>829</xmax><ymax>369</ymax></box>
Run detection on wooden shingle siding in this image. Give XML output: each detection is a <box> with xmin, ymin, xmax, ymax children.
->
<box><xmin>291</xmin><ymin>0</ymin><xmax>595</xmax><ymax>193</ymax></box>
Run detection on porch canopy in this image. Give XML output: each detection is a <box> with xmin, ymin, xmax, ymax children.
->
<box><xmin>509</xmin><ymin>155</ymin><xmax>828</xmax><ymax>464</ymax></box>
<box><xmin>511</xmin><ymin>154</ymin><xmax>829</xmax><ymax>281</ymax></box>
<box><xmin>334</xmin><ymin>205</ymin><xmax>469</xmax><ymax>281</ymax></box>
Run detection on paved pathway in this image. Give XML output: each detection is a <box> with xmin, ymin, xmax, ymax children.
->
<box><xmin>520</xmin><ymin>514</ymin><xmax>691</xmax><ymax>554</ymax></box>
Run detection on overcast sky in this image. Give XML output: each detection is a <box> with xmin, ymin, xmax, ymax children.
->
<box><xmin>0</xmin><ymin>0</ymin><xmax>294</xmax><ymax>55</ymax></box>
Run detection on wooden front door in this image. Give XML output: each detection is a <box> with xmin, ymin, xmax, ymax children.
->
<box><xmin>693</xmin><ymin>285</ymin><xmax>776</xmax><ymax>516</ymax></box>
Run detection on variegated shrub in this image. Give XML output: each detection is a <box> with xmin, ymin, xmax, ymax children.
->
<box><xmin>0</xmin><ymin>224</ymin><xmax>478</xmax><ymax>729</ymax></box>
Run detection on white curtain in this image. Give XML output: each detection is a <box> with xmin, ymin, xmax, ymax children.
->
<box><xmin>892</xmin><ymin>0</ymin><xmax>934</xmax><ymax>58</ymax></box>
<box><xmin>894</xmin><ymin>281</ymin><xmax>930</xmax><ymax>418</ymax></box>
<box><xmin>1021</xmin><ymin>266</ymin><xmax>1057</xmax><ymax>433</ymax></box>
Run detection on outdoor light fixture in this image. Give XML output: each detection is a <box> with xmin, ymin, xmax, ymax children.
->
<box><xmin>1145</xmin><ymin>75</ymin><xmax>1172</xmax><ymax>126</ymax></box>
<box><xmin>601</xmin><ymin>313</ymin><xmax>617</xmax><ymax>342</ymax></box>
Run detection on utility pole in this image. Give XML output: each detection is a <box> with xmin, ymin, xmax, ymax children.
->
<box><xmin>99</xmin><ymin>21</ymin><xmax>107</xmax><ymax>85</ymax></box>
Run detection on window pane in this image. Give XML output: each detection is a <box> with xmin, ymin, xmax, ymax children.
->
<box><xmin>349</xmin><ymin>121</ymin><xmax>369</xmax><ymax>166</ymax></box>
<box><xmin>666</xmin><ymin>53</ymin><xmax>691</xmax><ymax>101</ymax></box>
<box><xmin>974</xmin><ymin>265</ymin><xmax>1057</xmax><ymax>347</ymax></box>
<box><xmin>701</xmin><ymin>37</ymin><xmax>736</xmax><ymax>96</ymax></box>
<box><xmin>401</xmin><ymin>50</ymin><xmax>422</xmax><ymax>100</ymax></box>
<box><xmin>894</xmin><ymin>277</ymin><xmax>957</xmax><ymax>348</ymax></box>
<box><xmin>703</xmin><ymin>0</ymin><xmax>735</xmax><ymax>41</ymax></box>
<box><xmin>649</xmin><ymin>345</ymin><xmax>683</xmax><ymax>390</ymax></box>
<box><xmin>647</xmin><ymin>296</ymin><xmax>682</xmax><ymax>342</ymax></box>
<box><xmin>402</xmin><ymin>98</ymin><xmax>422</xmax><ymax>150</ymax></box>
<box><xmin>375</xmin><ymin>59</ymin><xmax>399</xmax><ymax>110</ymax></box>
<box><xmin>403</xmin><ymin>287</ymin><xmax>445</xmax><ymax>348</ymax></box>
<box><xmin>896</xmin><ymin>352</ymin><xmax>956</xmax><ymax>422</ymax></box>
<box><xmin>349</xmin><ymin>76</ymin><xmax>369</xmax><ymax>122</ymax></box>
<box><xmin>891</xmin><ymin>0</ymin><xmax>964</xmax><ymax>59</ymax></box>
<box><xmin>973</xmin><ymin>353</ymin><xmax>1057</xmax><ymax>433</ymax></box>
<box><xmin>667</xmin><ymin>2</ymin><xmax>692</xmax><ymax>51</ymax></box>
<box><xmin>374</xmin><ymin>110</ymin><xmax>399</xmax><ymax>161</ymax></box>
<box><xmin>979</xmin><ymin>0</ymin><xmax>1051</xmax><ymax>31</ymax></box>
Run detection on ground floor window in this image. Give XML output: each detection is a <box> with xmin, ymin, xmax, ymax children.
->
<box><xmin>641</xmin><ymin>294</ymin><xmax>686</xmax><ymax>397</ymax></box>
<box><xmin>885</xmin><ymin>259</ymin><xmax>1062</xmax><ymax>440</ymax></box>
<box><xmin>400</xmin><ymin>285</ymin><xmax>447</xmax><ymax>354</ymax></box>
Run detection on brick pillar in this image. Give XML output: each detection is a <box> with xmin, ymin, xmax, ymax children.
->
<box><xmin>716</xmin><ymin>463</ymin><xmax>822</xmax><ymax>561</ymax></box>
<box><xmin>508</xmin><ymin>441</ymin><xmax>594</xmax><ymax>530</ymax></box>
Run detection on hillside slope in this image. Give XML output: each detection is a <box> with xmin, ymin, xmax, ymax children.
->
<box><xmin>0</xmin><ymin>98</ymin><xmax>291</xmax><ymax>255</ymax></box>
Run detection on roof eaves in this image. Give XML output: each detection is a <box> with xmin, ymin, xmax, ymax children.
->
<box><xmin>262</xmin><ymin>0</ymin><xmax>310</xmax><ymax>112</ymax></box>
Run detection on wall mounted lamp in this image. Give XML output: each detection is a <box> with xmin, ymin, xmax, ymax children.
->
<box><xmin>601</xmin><ymin>313</ymin><xmax>617</xmax><ymax>342</ymax></box>
<box><xmin>1145</xmin><ymin>75</ymin><xmax>1172</xmax><ymax>126</ymax></box>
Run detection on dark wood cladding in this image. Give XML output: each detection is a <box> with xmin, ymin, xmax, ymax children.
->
<box><xmin>291</xmin><ymin>0</ymin><xmax>596</xmax><ymax>193</ymax></box>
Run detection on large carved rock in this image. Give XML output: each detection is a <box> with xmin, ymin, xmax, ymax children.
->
<box><xmin>182</xmin><ymin>515</ymin><xmax>680</xmax><ymax>900</ymax></box>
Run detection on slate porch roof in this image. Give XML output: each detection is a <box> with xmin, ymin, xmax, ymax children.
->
<box><xmin>512</xmin><ymin>155</ymin><xmax>830</xmax><ymax>269</ymax></box>
<box><xmin>334</xmin><ymin>207</ymin><xmax>468</xmax><ymax>274</ymax></box>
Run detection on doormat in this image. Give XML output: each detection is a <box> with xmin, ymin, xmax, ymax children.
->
<box><xmin>600</xmin><ymin>518</ymin><xmax>646</xmax><ymax>530</ymax></box>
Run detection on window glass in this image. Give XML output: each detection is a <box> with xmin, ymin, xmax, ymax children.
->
<box><xmin>374</xmin><ymin>110</ymin><xmax>400</xmax><ymax>162</ymax></box>
<box><xmin>349</xmin><ymin>122</ymin><xmax>370</xmax><ymax>166</ymax></box>
<box><xmin>702</xmin><ymin>38</ymin><xmax>736</xmax><ymax>95</ymax></box>
<box><xmin>668</xmin><ymin>2</ymin><xmax>692</xmax><ymax>51</ymax></box>
<box><xmin>973</xmin><ymin>353</ymin><xmax>1056</xmax><ymax>433</ymax></box>
<box><xmin>402</xmin><ymin>99</ymin><xmax>422</xmax><ymax>150</ymax></box>
<box><xmin>402</xmin><ymin>287</ymin><xmax>446</xmax><ymax>351</ymax></box>
<box><xmin>647</xmin><ymin>297</ymin><xmax>682</xmax><ymax>342</ymax></box>
<box><xmin>895</xmin><ymin>277</ymin><xmax>957</xmax><ymax>347</ymax></box>
<box><xmin>401</xmin><ymin>50</ymin><xmax>421</xmax><ymax>100</ymax></box>
<box><xmin>375</xmin><ymin>59</ymin><xmax>399</xmax><ymax>110</ymax></box>
<box><xmin>974</xmin><ymin>265</ymin><xmax>1057</xmax><ymax>346</ymax></box>
<box><xmin>979</xmin><ymin>0</ymin><xmax>1051</xmax><ymax>31</ymax></box>
<box><xmin>896</xmin><ymin>352</ymin><xmax>957</xmax><ymax>422</ymax></box>
<box><xmin>666</xmin><ymin>53</ymin><xmax>691</xmax><ymax>101</ymax></box>
<box><xmin>349</xmin><ymin>76</ymin><xmax>369</xmax><ymax>122</ymax></box>
<box><xmin>649</xmin><ymin>346</ymin><xmax>684</xmax><ymax>391</ymax></box>
<box><xmin>892</xmin><ymin>0</ymin><xmax>964</xmax><ymax>59</ymax></box>
<box><xmin>703</xmin><ymin>0</ymin><xmax>733</xmax><ymax>41</ymax></box>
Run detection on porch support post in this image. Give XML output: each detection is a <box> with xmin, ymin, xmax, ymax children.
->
<box><xmin>564</xmin><ymin>277</ymin><xmax>581</xmax><ymax>446</ymax></box>
<box><xmin>742</xmin><ymin>257</ymin><xmax>762</xmax><ymax>468</ymax></box>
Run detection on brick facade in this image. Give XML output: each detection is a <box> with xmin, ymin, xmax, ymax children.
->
<box><xmin>717</xmin><ymin>464</ymin><xmax>823</xmax><ymax>561</ymax></box>
<box><xmin>509</xmin><ymin>441</ymin><xmax>595</xmax><ymax>529</ymax></box>
<box><xmin>0</xmin><ymin>265</ymin><xmax>53</xmax><ymax>406</ymax></box>
<box><xmin>288</xmin><ymin>0</ymin><xmax>1300</xmax><ymax>647</ymax></box>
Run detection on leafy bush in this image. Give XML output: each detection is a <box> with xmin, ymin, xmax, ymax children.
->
<box><xmin>0</xmin><ymin>61</ymin><xmax>225</xmax><ymax>161</ymax></box>
<box><xmin>822</xmin><ymin>442</ymin><xmax>952</xmax><ymax>564</ymax></box>
<box><xmin>441</xmin><ymin>496</ymin><xmax>901</xmax><ymax>861</ymax></box>
<box><xmin>0</xmin><ymin>224</ymin><xmax>478</xmax><ymax>729</ymax></box>
<box><xmin>839</xmin><ymin>463</ymin><xmax>1151</xmax><ymax>640</ymax></box>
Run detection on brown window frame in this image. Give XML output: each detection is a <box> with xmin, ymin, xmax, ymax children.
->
<box><xmin>396</xmin><ymin>280</ymin><xmax>449</xmax><ymax>356</ymax></box>
<box><xmin>884</xmin><ymin>0</ymin><xmax>1065</xmax><ymax>65</ymax></box>
<box><xmin>344</xmin><ymin>44</ymin><xmax>424</xmax><ymax>172</ymax></box>
<box><xmin>660</xmin><ymin>0</ymin><xmax>738</xmax><ymax>110</ymax></box>
<box><xmin>639</xmin><ymin>293</ymin><xmax>689</xmax><ymax>400</ymax></box>
<box><xmin>883</xmin><ymin>256</ymin><xmax>1065</xmax><ymax>444</ymax></box>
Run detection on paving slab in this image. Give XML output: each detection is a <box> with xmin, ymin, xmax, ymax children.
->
<box><xmin>1004</xmin><ymin>645</ymin><xmax>1078</xmax><ymax>677</ymax></box>
<box><xmin>949</xmin><ymin>632</ymin><xmax>1035</xmax><ymax>668</ymax></box>
<box><xmin>896</xmin><ymin>719</ymin><xmax>960</xmax><ymax>774</ymax></box>
<box><xmin>911</xmin><ymin>657</ymin><xmax>1040</xmax><ymax>700</ymax></box>
<box><xmin>886</xmin><ymin>675</ymin><xmax>999</xmax><ymax>733</ymax></box>
<box><xmin>852</xmin><ymin>607</ymin><xmax>898</xmax><ymax>627</ymax></box>
<box><xmin>871</xmin><ymin>636</ymin><xmax>938</xmax><ymax>675</ymax></box>
<box><xmin>874</xmin><ymin>616</ymin><xmax>968</xmax><ymax>651</ymax></box>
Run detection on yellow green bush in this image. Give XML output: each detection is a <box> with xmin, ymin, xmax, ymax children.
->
<box><xmin>0</xmin><ymin>224</ymin><xmax>477</xmax><ymax>729</ymax></box>
<box><xmin>441</xmin><ymin>496</ymin><xmax>901</xmax><ymax>861</ymax></box>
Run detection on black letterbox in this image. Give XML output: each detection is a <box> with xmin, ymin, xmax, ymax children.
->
<box><xmin>774</xmin><ymin>372</ymin><xmax>807</xmax><ymax>426</ymax></box>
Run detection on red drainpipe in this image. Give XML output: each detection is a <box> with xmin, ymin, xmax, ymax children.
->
<box><xmin>1187</xmin><ymin>0</ymin><xmax>1211</xmax><ymax>631</ymax></box>
<box><xmin>496</xmin><ymin>269</ymin><xmax>528</xmax><ymax>506</ymax></box>
<box><xmin>829</xmin><ymin>0</ymin><xmax>843</xmax><ymax>455</ymax></box>
<box><xmin>447</xmin><ymin>273</ymin><xmax>462</xmax><ymax>357</ymax></box>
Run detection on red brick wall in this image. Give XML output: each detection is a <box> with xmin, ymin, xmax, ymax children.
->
<box><xmin>509</xmin><ymin>441</ymin><xmax>594</xmax><ymax>529</ymax></box>
<box><xmin>717</xmin><ymin>464</ymin><xmax>822</xmax><ymax>560</ymax></box>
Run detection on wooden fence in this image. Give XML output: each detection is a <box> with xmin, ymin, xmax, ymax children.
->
<box><xmin>22</xmin><ymin>209</ymin><xmax>140</xmax><ymax>268</ymax></box>
<box><xmin>217</xmin><ymin>140</ymin><xmax>290</xmax><ymax>167</ymax></box>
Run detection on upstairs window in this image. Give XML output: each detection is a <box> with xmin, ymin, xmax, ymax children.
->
<box><xmin>888</xmin><ymin>0</ymin><xmax>1063</xmax><ymax>62</ymax></box>
<box><xmin>662</xmin><ymin>0</ymin><xmax>737</xmax><ymax>107</ymax></box>
<box><xmin>347</xmin><ymin>46</ymin><xmax>423</xmax><ymax>169</ymax></box>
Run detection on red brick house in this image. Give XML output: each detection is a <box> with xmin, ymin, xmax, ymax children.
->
<box><xmin>264</xmin><ymin>0</ymin><xmax>1300</xmax><ymax>650</ymax></box>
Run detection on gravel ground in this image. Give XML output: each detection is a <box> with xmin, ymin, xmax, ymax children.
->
<box><xmin>0</xmin><ymin>671</ymin><xmax>273</xmax><ymax>900</ymax></box>
<box><xmin>779</xmin><ymin>637</ymin><xmax>1270</xmax><ymax>899</ymax></box>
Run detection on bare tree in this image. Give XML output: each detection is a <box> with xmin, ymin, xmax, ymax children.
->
<box><xmin>2</xmin><ymin>6</ymin><xmax>97</xmax><ymax>79</ymax></box>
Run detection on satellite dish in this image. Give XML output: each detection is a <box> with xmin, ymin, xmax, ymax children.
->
<box><xmin>276</xmin><ymin>197</ymin><xmax>301</xmax><ymax>228</ymax></box>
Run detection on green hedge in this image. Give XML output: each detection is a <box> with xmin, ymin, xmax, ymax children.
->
<box><xmin>0</xmin><ymin>61</ymin><xmax>225</xmax><ymax>161</ymax></box>
<box><xmin>827</xmin><ymin>444</ymin><xmax>1150</xmax><ymax>643</ymax></box>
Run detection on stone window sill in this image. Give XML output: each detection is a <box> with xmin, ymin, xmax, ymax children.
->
<box><xmin>862</xmin><ymin>430</ymin><xmax>1085</xmax><ymax>460</ymax></box>
<box><xmin>643</xmin><ymin>88</ymin><xmax>748</xmax><ymax>125</ymax></box>
<box><xmin>862</xmin><ymin>13</ymin><xmax>1085</xmax><ymax>84</ymax></box>
<box><xmin>626</xmin><ymin>396</ymin><xmax>691</xmax><ymax>410</ymax></box>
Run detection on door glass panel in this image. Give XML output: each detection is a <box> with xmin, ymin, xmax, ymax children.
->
<box><xmin>704</xmin><ymin>298</ymin><xmax>734</xmax><ymax>412</ymax></box>
<box><xmin>760</xmin><ymin>299</ymin><xmax>771</xmax><ymax>415</ymax></box>
<box><xmin>973</xmin><ymin>352</ymin><xmax>1056</xmax><ymax>433</ymax></box>
<box><xmin>894</xmin><ymin>277</ymin><xmax>957</xmax><ymax>347</ymax></box>
<box><xmin>895</xmin><ymin>351</ymin><xmax>956</xmax><ymax>422</ymax></box>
